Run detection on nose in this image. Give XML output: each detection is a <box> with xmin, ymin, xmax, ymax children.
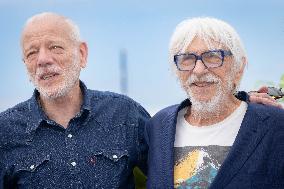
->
<box><xmin>37</xmin><ymin>48</ymin><xmax>53</xmax><ymax>67</ymax></box>
<box><xmin>192</xmin><ymin>60</ymin><xmax>207</xmax><ymax>75</ymax></box>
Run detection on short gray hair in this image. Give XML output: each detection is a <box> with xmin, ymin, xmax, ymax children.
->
<box><xmin>22</xmin><ymin>12</ymin><xmax>81</xmax><ymax>43</ymax></box>
<box><xmin>169</xmin><ymin>17</ymin><xmax>247</xmax><ymax>72</ymax></box>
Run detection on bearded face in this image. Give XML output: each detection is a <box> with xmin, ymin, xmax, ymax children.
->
<box><xmin>182</xmin><ymin>72</ymin><xmax>235</xmax><ymax>114</ymax></box>
<box><xmin>177</xmin><ymin>38</ymin><xmax>240</xmax><ymax>115</ymax></box>
<box><xmin>27</xmin><ymin>51</ymin><xmax>81</xmax><ymax>99</ymax></box>
<box><xmin>22</xmin><ymin>17</ymin><xmax>85</xmax><ymax>100</ymax></box>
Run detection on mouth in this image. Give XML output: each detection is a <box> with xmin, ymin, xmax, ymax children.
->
<box><xmin>191</xmin><ymin>82</ymin><xmax>215</xmax><ymax>87</ymax></box>
<box><xmin>39</xmin><ymin>72</ymin><xmax>60</xmax><ymax>81</ymax></box>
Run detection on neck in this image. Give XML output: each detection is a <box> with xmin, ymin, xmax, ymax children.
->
<box><xmin>185</xmin><ymin>95</ymin><xmax>242</xmax><ymax>126</ymax></box>
<box><xmin>39</xmin><ymin>81</ymin><xmax>83</xmax><ymax>128</ymax></box>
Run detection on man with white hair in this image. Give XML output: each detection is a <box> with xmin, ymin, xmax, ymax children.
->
<box><xmin>145</xmin><ymin>17</ymin><xmax>284</xmax><ymax>188</ymax></box>
<box><xmin>0</xmin><ymin>12</ymin><xmax>150</xmax><ymax>188</ymax></box>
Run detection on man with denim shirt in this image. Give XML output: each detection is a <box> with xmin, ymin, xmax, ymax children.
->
<box><xmin>0</xmin><ymin>12</ymin><xmax>149</xmax><ymax>188</ymax></box>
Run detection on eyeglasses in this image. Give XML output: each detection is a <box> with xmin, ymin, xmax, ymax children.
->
<box><xmin>174</xmin><ymin>49</ymin><xmax>232</xmax><ymax>71</ymax></box>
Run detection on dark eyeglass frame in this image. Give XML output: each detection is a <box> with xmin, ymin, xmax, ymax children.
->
<box><xmin>173</xmin><ymin>49</ymin><xmax>233</xmax><ymax>71</ymax></box>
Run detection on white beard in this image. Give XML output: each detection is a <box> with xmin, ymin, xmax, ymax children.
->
<box><xmin>28</xmin><ymin>53</ymin><xmax>81</xmax><ymax>100</ymax></box>
<box><xmin>184</xmin><ymin>73</ymin><xmax>234</xmax><ymax>117</ymax></box>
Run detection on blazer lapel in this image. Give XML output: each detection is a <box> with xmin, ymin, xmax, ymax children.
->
<box><xmin>210</xmin><ymin>104</ymin><xmax>271</xmax><ymax>188</ymax></box>
<box><xmin>159</xmin><ymin>108</ymin><xmax>178</xmax><ymax>187</ymax></box>
<box><xmin>159</xmin><ymin>100</ymin><xmax>191</xmax><ymax>187</ymax></box>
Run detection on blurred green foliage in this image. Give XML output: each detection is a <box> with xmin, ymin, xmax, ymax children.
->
<box><xmin>133</xmin><ymin>166</ymin><xmax>147</xmax><ymax>189</ymax></box>
<box><xmin>280</xmin><ymin>74</ymin><xmax>284</xmax><ymax>89</ymax></box>
<box><xmin>254</xmin><ymin>74</ymin><xmax>284</xmax><ymax>102</ymax></box>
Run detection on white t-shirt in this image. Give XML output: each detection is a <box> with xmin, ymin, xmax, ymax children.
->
<box><xmin>174</xmin><ymin>102</ymin><xmax>247</xmax><ymax>188</ymax></box>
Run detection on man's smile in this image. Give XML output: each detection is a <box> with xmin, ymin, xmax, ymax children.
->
<box><xmin>191</xmin><ymin>81</ymin><xmax>216</xmax><ymax>87</ymax></box>
<box><xmin>38</xmin><ymin>72</ymin><xmax>60</xmax><ymax>81</ymax></box>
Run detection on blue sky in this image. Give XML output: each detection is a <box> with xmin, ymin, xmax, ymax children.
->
<box><xmin>0</xmin><ymin>0</ymin><xmax>283</xmax><ymax>114</ymax></box>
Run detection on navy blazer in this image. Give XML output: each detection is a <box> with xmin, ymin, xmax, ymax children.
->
<box><xmin>145</xmin><ymin>99</ymin><xmax>284</xmax><ymax>189</ymax></box>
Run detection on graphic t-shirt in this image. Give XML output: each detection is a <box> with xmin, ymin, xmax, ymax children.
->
<box><xmin>174</xmin><ymin>102</ymin><xmax>247</xmax><ymax>189</ymax></box>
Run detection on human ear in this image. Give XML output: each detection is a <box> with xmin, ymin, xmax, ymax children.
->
<box><xmin>79</xmin><ymin>42</ymin><xmax>88</xmax><ymax>68</ymax></box>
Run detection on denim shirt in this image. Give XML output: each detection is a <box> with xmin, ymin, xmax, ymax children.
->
<box><xmin>0</xmin><ymin>81</ymin><xmax>150</xmax><ymax>189</ymax></box>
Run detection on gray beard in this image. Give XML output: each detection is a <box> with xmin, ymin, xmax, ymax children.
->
<box><xmin>185</xmin><ymin>73</ymin><xmax>234</xmax><ymax>118</ymax></box>
<box><xmin>28</xmin><ymin>56</ymin><xmax>81</xmax><ymax>100</ymax></box>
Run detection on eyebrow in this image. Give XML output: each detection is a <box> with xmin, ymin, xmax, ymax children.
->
<box><xmin>23</xmin><ymin>44</ymin><xmax>38</xmax><ymax>53</ymax></box>
<box><xmin>24</xmin><ymin>40</ymin><xmax>66</xmax><ymax>51</ymax></box>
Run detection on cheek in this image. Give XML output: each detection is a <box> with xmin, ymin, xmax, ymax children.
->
<box><xmin>25</xmin><ymin>63</ymin><xmax>36</xmax><ymax>74</ymax></box>
<box><xmin>58</xmin><ymin>53</ymin><xmax>76</xmax><ymax>68</ymax></box>
<box><xmin>214</xmin><ymin>69</ymin><xmax>234</xmax><ymax>89</ymax></box>
<box><xmin>211</xmin><ymin>67</ymin><xmax>227</xmax><ymax>82</ymax></box>
<box><xmin>178</xmin><ymin>72</ymin><xmax>190</xmax><ymax>85</ymax></box>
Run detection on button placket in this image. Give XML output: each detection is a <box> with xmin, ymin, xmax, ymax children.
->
<box><xmin>65</xmin><ymin>122</ymin><xmax>83</xmax><ymax>185</ymax></box>
<box><xmin>65</xmin><ymin>130</ymin><xmax>77</xmax><ymax>168</ymax></box>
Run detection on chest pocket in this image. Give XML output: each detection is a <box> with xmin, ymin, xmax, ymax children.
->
<box><xmin>13</xmin><ymin>154</ymin><xmax>51</xmax><ymax>187</ymax></box>
<box><xmin>90</xmin><ymin>149</ymin><xmax>129</xmax><ymax>174</ymax></box>
<box><xmin>89</xmin><ymin>149</ymin><xmax>130</xmax><ymax>187</ymax></box>
<box><xmin>14</xmin><ymin>154</ymin><xmax>50</xmax><ymax>173</ymax></box>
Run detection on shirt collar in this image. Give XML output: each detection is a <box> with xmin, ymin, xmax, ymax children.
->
<box><xmin>178</xmin><ymin>98</ymin><xmax>191</xmax><ymax>112</ymax></box>
<box><xmin>80</xmin><ymin>81</ymin><xmax>92</xmax><ymax>112</ymax></box>
<box><xmin>26</xmin><ymin>80</ymin><xmax>92</xmax><ymax>133</ymax></box>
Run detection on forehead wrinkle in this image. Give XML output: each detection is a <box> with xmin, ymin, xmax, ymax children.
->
<box><xmin>23</xmin><ymin>31</ymin><xmax>71</xmax><ymax>52</ymax></box>
<box><xmin>21</xmin><ymin>18</ymin><xmax>75</xmax><ymax>48</ymax></box>
<box><xmin>185</xmin><ymin>38</ymin><xmax>228</xmax><ymax>55</ymax></box>
<box><xmin>23</xmin><ymin>27</ymin><xmax>72</xmax><ymax>41</ymax></box>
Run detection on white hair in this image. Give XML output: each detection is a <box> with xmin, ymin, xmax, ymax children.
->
<box><xmin>169</xmin><ymin>17</ymin><xmax>247</xmax><ymax>73</ymax></box>
<box><xmin>22</xmin><ymin>12</ymin><xmax>81</xmax><ymax>43</ymax></box>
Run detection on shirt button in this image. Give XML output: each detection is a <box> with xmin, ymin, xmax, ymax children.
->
<box><xmin>67</xmin><ymin>134</ymin><xmax>73</xmax><ymax>138</ymax></box>
<box><xmin>71</xmin><ymin>161</ymin><xmax>77</xmax><ymax>166</ymax></box>
<box><xmin>112</xmin><ymin>155</ymin><xmax>118</xmax><ymax>159</ymax></box>
<box><xmin>30</xmin><ymin>164</ymin><xmax>35</xmax><ymax>170</ymax></box>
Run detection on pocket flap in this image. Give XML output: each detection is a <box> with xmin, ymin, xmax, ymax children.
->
<box><xmin>15</xmin><ymin>154</ymin><xmax>50</xmax><ymax>172</ymax></box>
<box><xmin>93</xmin><ymin>149</ymin><xmax>128</xmax><ymax>162</ymax></box>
